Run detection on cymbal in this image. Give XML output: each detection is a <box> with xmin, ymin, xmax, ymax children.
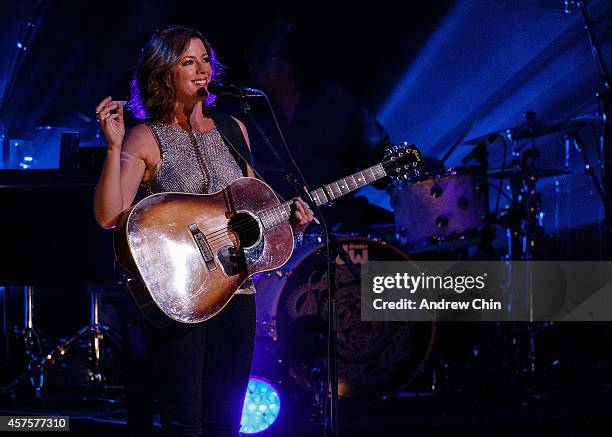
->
<box><xmin>464</xmin><ymin>114</ymin><xmax>599</xmax><ymax>145</ymax></box>
<box><xmin>487</xmin><ymin>167</ymin><xmax>572</xmax><ymax>179</ymax></box>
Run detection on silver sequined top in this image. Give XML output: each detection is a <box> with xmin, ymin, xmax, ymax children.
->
<box><xmin>139</xmin><ymin>121</ymin><xmax>255</xmax><ymax>294</ymax></box>
<box><xmin>140</xmin><ymin>122</ymin><xmax>243</xmax><ymax>195</ymax></box>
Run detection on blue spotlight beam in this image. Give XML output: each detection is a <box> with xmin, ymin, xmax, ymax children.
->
<box><xmin>377</xmin><ymin>0</ymin><xmax>611</xmax><ymax>235</ymax></box>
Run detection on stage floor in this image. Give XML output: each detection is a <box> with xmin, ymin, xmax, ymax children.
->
<box><xmin>2</xmin><ymin>381</ymin><xmax>611</xmax><ymax>436</ymax></box>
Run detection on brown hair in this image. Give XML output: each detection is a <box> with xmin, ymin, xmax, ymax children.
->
<box><xmin>127</xmin><ymin>25</ymin><xmax>224</xmax><ymax>122</ymax></box>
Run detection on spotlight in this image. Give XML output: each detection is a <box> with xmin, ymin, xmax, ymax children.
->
<box><xmin>240</xmin><ymin>376</ymin><xmax>281</xmax><ymax>434</ymax></box>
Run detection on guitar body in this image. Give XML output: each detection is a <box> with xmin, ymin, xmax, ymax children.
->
<box><xmin>113</xmin><ymin>177</ymin><xmax>294</xmax><ymax>325</ymax></box>
<box><xmin>111</xmin><ymin>142</ymin><xmax>422</xmax><ymax>326</ymax></box>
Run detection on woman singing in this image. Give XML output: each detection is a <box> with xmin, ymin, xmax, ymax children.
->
<box><xmin>93</xmin><ymin>25</ymin><xmax>312</xmax><ymax>436</ymax></box>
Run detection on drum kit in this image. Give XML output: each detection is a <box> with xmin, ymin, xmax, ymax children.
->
<box><xmin>250</xmin><ymin>110</ymin><xmax>602</xmax><ymax>414</ymax></box>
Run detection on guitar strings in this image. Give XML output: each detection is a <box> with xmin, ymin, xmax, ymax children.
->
<box><xmin>204</xmin><ymin>209</ymin><xmax>291</xmax><ymax>244</ymax></box>
<box><xmin>204</xmin><ymin>201</ymin><xmax>297</xmax><ymax>247</ymax></box>
<box><xmin>202</xmin><ymin>203</ymin><xmax>292</xmax><ymax>242</ymax></box>
<box><xmin>204</xmin><ymin>215</ymin><xmax>286</xmax><ymax>247</ymax></box>
<box><xmin>206</xmin><ymin>220</ymin><xmax>278</xmax><ymax>251</ymax></box>
<box><xmin>203</xmin><ymin>211</ymin><xmax>283</xmax><ymax>242</ymax></box>
<box><xmin>206</xmin><ymin>220</ymin><xmax>259</xmax><ymax>246</ymax></box>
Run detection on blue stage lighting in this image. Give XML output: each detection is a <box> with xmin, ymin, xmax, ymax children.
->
<box><xmin>240</xmin><ymin>377</ymin><xmax>281</xmax><ymax>434</ymax></box>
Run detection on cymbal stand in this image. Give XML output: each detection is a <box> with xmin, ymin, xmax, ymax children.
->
<box><xmin>565</xmin><ymin>0</ymin><xmax>611</xmax><ymax>256</ymax></box>
<box><xmin>504</xmin><ymin>127</ymin><xmax>546</xmax><ymax>399</ymax></box>
<box><xmin>2</xmin><ymin>286</ymin><xmax>46</xmax><ymax>397</ymax></box>
<box><xmin>1</xmin><ymin>286</ymin><xmax>121</xmax><ymax>396</ymax></box>
<box><xmin>466</xmin><ymin>139</ymin><xmax>494</xmax><ymax>258</ymax></box>
<box><xmin>461</xmin><ymin>134</ymin><xmax>504</xmax><ymax>259</ymax></box>
<box><xmin>17</xmin><ymin>286</ymin><xmax>45</xmax><ymax>396</ymax></box>
<box><xmin>505</xmin><ymin>112</ymin><xmax>545</xmax><ymax>262</ymax></box>
<box><xmin>521</xmin><ymin>149</ymin><xmax>545</xmax><ymax>262</ymax></box>
<box><xmin>566</xmin><ymin>132</ymin><xmax>605</xmax><ymax>203</ymax></box>
<box><xmin>43</xmin><ymin>286</ymin><xmax>121</xmax><ymax>384</ymax></box>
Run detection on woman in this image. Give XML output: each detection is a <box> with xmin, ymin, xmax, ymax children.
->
<box><xmin>93</xmin><ymin>25</ymin><xmax>313</xmax><ymax>436</ymax></box>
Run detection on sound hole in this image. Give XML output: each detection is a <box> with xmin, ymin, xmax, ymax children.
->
<box><xmin>228</xmin><ymin>212</ymin><xmax>261</xmax><ymax>248</ymax></box>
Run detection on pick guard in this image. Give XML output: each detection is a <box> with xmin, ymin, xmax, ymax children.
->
<box><xmin>216</xmin><ymin>235</ymin><xmax>266</xmax><ymax>277</ymax></box>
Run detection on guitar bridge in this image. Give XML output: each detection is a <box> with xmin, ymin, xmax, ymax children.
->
<box><xmin>189</xmin><ymin>223</ymin><xmax>216</xmax><ymax>272</ymax></box>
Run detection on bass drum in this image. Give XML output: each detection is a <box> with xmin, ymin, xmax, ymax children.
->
<box><xmin>253</xmin><ymin>236</ymin><xmax>435</xmax><ymax>399</ymax></box>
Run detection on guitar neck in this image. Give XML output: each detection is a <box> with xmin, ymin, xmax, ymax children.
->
<box><xmin>258</xmin><ymin>163</ymin><xmax>387</xmax><ymax>230</ymax></box>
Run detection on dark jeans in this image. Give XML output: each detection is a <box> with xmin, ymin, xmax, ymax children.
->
<box><xmin>123</xmin><ymin>294</ymin><xmax>256</xmax><ymax>437</ymax></box>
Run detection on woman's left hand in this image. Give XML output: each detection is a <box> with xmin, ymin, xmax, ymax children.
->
<box><xmin>290</xmin><ymin>197</ymin><xmax>314</xmax><ymax>233</ymax></box>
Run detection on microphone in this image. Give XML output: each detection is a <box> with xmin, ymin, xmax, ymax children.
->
<box><xmin>207</xmin><ymin>81</ymin><xmax>264</xmax><ymax>98</ymax></box>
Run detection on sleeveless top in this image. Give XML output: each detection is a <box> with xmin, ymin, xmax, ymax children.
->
<box><xmin>139</xmin><ymin>121</ymin><xmax>255</xmax><ymax>294</ymax></box>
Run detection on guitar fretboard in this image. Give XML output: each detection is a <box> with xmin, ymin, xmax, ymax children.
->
<box><xmin>258</xmin><ymin>163</ymin><xmax>386</xmax><ymax>230</ymax></box>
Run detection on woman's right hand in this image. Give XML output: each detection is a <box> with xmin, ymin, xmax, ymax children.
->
<box><xmin>96</xmin><ymin>96</ymin><xmax>126</xmax><ymax>150</ymax></box>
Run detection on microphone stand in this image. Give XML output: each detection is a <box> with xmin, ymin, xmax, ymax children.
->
<box><xmin>237</xmin><ymin>92</ymin><xmax>357</xmax><ymax>437</ymax></box>
<box><xmin>283</xmin><ymin>170</ymin><xmax>360</xmax><ymax>437</ymax></box>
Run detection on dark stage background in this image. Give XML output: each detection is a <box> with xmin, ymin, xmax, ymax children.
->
<box><xmin>1</xmin><ymin>0</ymin><xmax>612</xmax><ymax>435</ymax></box>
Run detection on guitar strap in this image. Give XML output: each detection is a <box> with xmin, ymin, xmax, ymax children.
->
<box><xmin>210</xmin><ymin>113</ymin><xmax>255</xmax><ymax>177</ymax></box>
<box><xmin>210</xmin><ymin>112</ymin><xmax>287</xmax><ymax>202</ymax></box>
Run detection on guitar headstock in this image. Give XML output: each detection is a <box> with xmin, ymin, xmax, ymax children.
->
<box><xmin>382</xmin><ymin>142</ymin><xmax>423</xmax><ymax>180</ymax></box>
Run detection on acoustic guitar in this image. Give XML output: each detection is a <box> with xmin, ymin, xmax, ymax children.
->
<box><xmin>114</xmin><ymin>143</ymin><xmax>422</xmax><ymax>326</ymax></box>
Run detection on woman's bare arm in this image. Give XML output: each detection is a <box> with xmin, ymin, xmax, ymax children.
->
<box><xmin>93</xmin><ymin>124</ymin><xmax>155</xmax><ymax>228</ymax></box>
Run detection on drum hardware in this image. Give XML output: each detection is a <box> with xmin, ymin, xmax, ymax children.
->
<box><xmin>424</xmin><ymin>111</ymin><xmax>596</xmax><ymax>260</ymax></box>
<box><xmin>472</xmin><ymin>113</ymin><xmax>549</xmax><ymax>393</ymax></box>
<box><xmin>564</xmin><ymin>132</ymin><xmax>605</xmax><ymax>203</ymax></box>
<box><xmin>475</xmin><ymin>113</ymin><xmax>576</xmax><ymax>399</ymax></box>
<box><xmin>487</xmin><ymin>167</ymin><xmax>572</xmax><ymax>179</ymax></box>
<box><xmin>253</xmin><ymin>237</ymin><xmax>436</xmax><ymax>404</ymax></box>
<box><xmin>509</xmin><ymin>147</ymin><xmax>543</xmax><ymax>262</ymax></box>
<box><xmin>461</xmin><ymin>110</ymin><xmax>593</xmax><ymax>261</ymax></box>
<box><xmin>564</xmin><ymin>1</ymin><xmax>611</xmax><ymax>255</ymax></box>
<box><xmin>461</xmin><ymin>133</ymin><xmax>497</xmax><ymax>259</ymax></box>
<box><xmin>463</xmin><ymin>114</ymin><xmax>599</xmax><ymax>145</ymax></box>
<box><xmin>14</xmin><ymin>286</ymin><xmax>44</xmax><ymax>396</ymax></box>
<box><xmin>1</xmin><ymin>285</ymin><xmax>122</xmax><ymax>398</ymax></box>
<box><xmin>388</xmin><ymin>167</ymin><xmax>488</xmax><ymax>253</ymax></box>
<box><xmin>1</xmin><ymin>286</ymin><xmax>47</xmax><ymax>397</ymax></box>
<box><xmin>391</xmin><ymin>107</ymin><xmax>596</xmax><ymax>392</ymax></box>
<box><xmin>432</xmin><ymin>111</ymin><xmax>590</xmax><ymax>396</ymax></box>
<box><xmin>495</xmin><ymin>112</ymin><xmax>561</xmax><ymax>262</ymax></box>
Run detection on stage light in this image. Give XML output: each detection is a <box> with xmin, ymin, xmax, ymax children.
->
<box><xmin>240</xmin><ymin>376</ymin><xmax>281</xmax><ymax>434</ymax></box>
